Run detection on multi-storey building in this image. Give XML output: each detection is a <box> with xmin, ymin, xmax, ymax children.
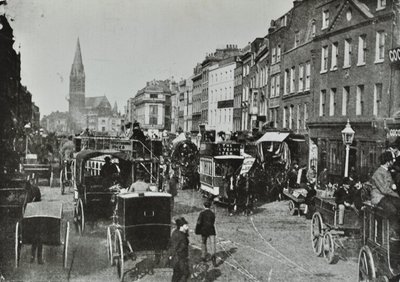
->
<box><xmin>267</xmin><ymin>0</ymin><xmax>400</xmax><ymax>182</ymax></box>
<box><xmin>208</xmin><ymin>57</ymin><xmax>237</xmax><ymax>133</ymax></box>
<box><xmin>191</xmin><ymin>64</ymin><xmax>202</xmax><ymax>133</ymax></box>
<box><xmin>177</xmin><ymin>78</ymin><xmax>193</xmax><ymax>133</ymax></box>
<box><xmin>233</xmin><ymin>60</ymin><xmax>243</xmax><ymax>131</ymax></box>
<box><xmin>132</xmin><ymin>79</ymin><xmax>172</xmax><ymax>132</ymax></box>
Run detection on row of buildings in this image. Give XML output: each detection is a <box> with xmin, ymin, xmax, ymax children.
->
<box><xmin>0</xmin><ymin>10</ymin><xmax>40</xmax><ymax>174</ymax></box>
<box><xmin>126</xmin><ymin>0</ymin><xmax>400</xmax><ymax>182</ymax></box>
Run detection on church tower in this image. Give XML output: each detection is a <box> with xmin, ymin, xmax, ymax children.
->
<box><xmin>69</xmin><ymin>38</ymin><xmax>85</xmax><ymax>132</ymax></box>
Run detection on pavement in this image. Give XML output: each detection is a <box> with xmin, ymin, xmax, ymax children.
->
<box><xmin>0</xmin><ymin>184</ymin><xmax>358</xmax><ymax>281</ymax></box>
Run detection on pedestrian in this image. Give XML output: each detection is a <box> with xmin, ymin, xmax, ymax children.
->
<box><xmin>334</xmin><ymin>177</ymin><xmax>356</xmax><ymax>225</ymax></box>
<box><xmin>167</xmin><ymin>169</ymin><xmax>178</xmax><ymax>212</ymax></box>
<box><xmin>195</xmin><ymin>201</ymin><xmax>217</xmax><ymax>266</ymax></box>
<box><xmin>318</xmin><ymin>167</ymin><xmax>329</xmax><ymax>190</ymax></box>
<box><xmin>288</xmin><ymin>163</ymin><xmax>299</xmax><ymax>188</ymax></box>
<box><xmin>370</xmin><ymin>151</ymin><xmax>400</xmax><ymax>239</ymax></box>
<box><xmin>169</xmin><ymin>217</ymin><xmax>190</xmax><ymax>282</ymax></box>
<box><xmin>26</xmin><ymin>175</ymin><xmax>43</xmax><ymax>264</ymax></box>
<box><xmin>306</xmin><ymin>165</ymin><xmax>317</xmax><ymax>186</ymax></box>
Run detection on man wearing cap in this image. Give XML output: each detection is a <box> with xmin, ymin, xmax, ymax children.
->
<box><xmin>195</xmin><ymin>201</ymin><xmax>216</xmax><ymax>265</ymax></box>
<box><xmin>371</xmin><ymin>151</ymin><xmax>400</xmax><ymax>237</ymax></box>
<box><xmin>169</xmin><ymin>217</ymin><xmax>190</xmax><ymax>282</ymax></box>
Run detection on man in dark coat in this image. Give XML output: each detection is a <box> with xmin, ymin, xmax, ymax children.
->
<box><xmin>26</xmin><ymin>176</ymin><xmax>43</xmax><ymax>264</ymax></box>
<box><xmin>195</xmin><ymin>201</ymin><xmax>216</xmax><ymax>265</ymax></box>
<box><xmin>169</xmin><ymin>217</ymin><xmax>190</xmax><ymax>282</ymax></box>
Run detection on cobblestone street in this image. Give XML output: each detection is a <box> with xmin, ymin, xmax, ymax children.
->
<box><xmin>1</xmin><ymin>186</ymin><xmax>357</xmax><ymax>281</ymax></box>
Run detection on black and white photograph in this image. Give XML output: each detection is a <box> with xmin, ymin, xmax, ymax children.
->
<box><xmin>1</xmin><ymin>0</ymin><xmax>400</xmax><ymax>281</ymax></box>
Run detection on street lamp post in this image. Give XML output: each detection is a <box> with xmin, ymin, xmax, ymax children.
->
<box><xmin>24</xmin><ymin>123</ymin><xmax>31</xmax><ymax>159</ymax></box>
<box><xmin>341</xmin><ymin>119</ymin><xmax>355</xmax><ymax>178</ymax></box>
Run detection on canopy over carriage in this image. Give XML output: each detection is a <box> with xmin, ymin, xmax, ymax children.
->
<box><xmin>15</xmin><ymin>202</ymin><xmax>69</xmax><ymax>268</ymax></box>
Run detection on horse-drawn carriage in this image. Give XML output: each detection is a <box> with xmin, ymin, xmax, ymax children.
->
<box><xmin>358</xmin><ymin>201</ymin><xmax>400</xmax><ymax>281</ymax></box>
<box><xmin>15</xmin><ymin>202</ymin><xmax>70</xmax><ymax>268</ymax></box>
<box><xmin>311</xmin><ymin>195</ymin><xmax>362</xmax><ymax>264</ymax></box>
<box><xmin>106</xmin><ymin>191</ymin><xmax>172</xmax><ymax>281</ymax></box>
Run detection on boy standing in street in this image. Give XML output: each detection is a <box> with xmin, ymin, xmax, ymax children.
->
<box><xmin>195</xmin><ymin>201</ymin><xmax>217</xmax><ymax>266</ymax></box>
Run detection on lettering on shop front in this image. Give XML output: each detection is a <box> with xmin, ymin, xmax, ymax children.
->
<box><xmin>389</xmin><ymin>47</ymin><xmax>400</xmax><ymax>65</ymax></box>
<box><xmin>388</xmin><ymin>129</ymin><xmax>400</xmax><ymax>137</ymax></box>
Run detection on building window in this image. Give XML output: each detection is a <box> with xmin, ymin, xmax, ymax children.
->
<box><xmin>270</xmin><ymin>76</ymin><xmax>275</xmax><ymax>97</ymax></box>
<box><xmin>320</xmin><ymin>90</ymin><xmax>326</xmax><ymax>116</ymax></box>
<box><xmin>298</xmin><ymin>64</ymin><xmax>304</xmax><ymax>92</ymax></box>
<box><xmin>356</xmin><ymin>85</ymin><xmax>364</xmax><ymax>115</ymax></box>
<box><xmin>311</xmin><ymin>20</ymin><xmax>316</xmax><ymax>37</ymax></box>
<box><xmin>272</xmin><ymin>47</ymin><xmax>276</xmax><ymax>64</ymax></box>
<box><xmin>321</xmin><ymin>46</ymin><xmax>329</xmax><ymax>72</ymax></box>
<box><xmin>376</xmin><ymin>31</ymin><xmax>385</xmax><ymax>62</ymax></box>
<box><xmin>374</xmin><ymin>83</ymin><xmax>382</xmax><ymax>116</ymax></box>
<box><xmin>289</xmin><ymin>105</ymin><xmax>294</xmax><ymax>129</ymax></box>
<box><xmin>331</xmin><ymin>42</ymin><xmax>338</xmax><ymax>70</ymax></box>
<box><xmin>358</xmin><ymin>35</ymin><xmax>367</xmax><ymax>65</ymax></box>
<box><xmin>149</xmin><ymin>105</ymin><xmax>158</xmax><ymax>125</ymax></box>
<box><xmin>290</xmin><ymin>67</ymin><xmax>296</xmax><ymax>93</ymax></box>
<box><xmin>277</xmin><ymin>45</ymin><xmax>281</xmax><ymax>62</ymax></box>
<box><xmin>377</xmin><ymin>0</ymin><xmax>386</xmax><ymax>10</ymax></box>
<box><xmin>283</xmin><ymin>107</ymin><xmax>287</xmax><ymax>128</ymax></box>
<box><xmin>329</xmin><ymin>88</ymin><xmax>336</xmax><ymax>116</ymax></box>
<box><xmin>322</xmin><ymin>10</ymin><xmax>329</xmax><ymax>29</ymax></box>
<box><xmin>303</xmin><ymin>103</ymin><xmax>308</xmax><ymax>129</ymax></box>
<box><xmin>276</xmin><ymin>75</ymin><xmax>280</xmax><ymax>96</ymax></box>
<box><xmin>344</xmin><ymin>39</ymin><xmax>352</xmax><ymax>68</ymax></box>
<box><xmin>305</xmin><ymin>62</ymin><xmax>311</xmax><ymax>90</ymax></box>
<box><xmin>295</xmin><ymin>31</ymin><xmax>300</xmax><ymax>48</ymax></box>
<box><xmin>297</xmin><ymin>104</ymin><xmax>301</xmax><ymax>131</ymax></box>
<box><xmin>284</xmin><ymin>69</ymin><xmax>289</xmax><ymax>95</ymax></box>
<box><xmin>342</xmin><ymin>86</ymin><xmax>349</xmax><ymax>116</ymax></box>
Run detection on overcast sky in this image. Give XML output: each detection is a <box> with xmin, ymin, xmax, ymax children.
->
<box><xmin>5</xmin><ymin>0</ymin><xmax>293</xmax><ymax>116</ymax></box>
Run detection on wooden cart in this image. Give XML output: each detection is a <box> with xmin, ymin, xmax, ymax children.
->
<box><xmin>15</xmin><ymin>202</ymin><xmax>70</xmax><ymax>268</ymax></box>
<box><xmin>282</xmin><ymin>188</ymin><xmax>307</xmax><ymax>216</ymax></box>
<box><xmin>311</xmin><ymin>196</ymin><xmax>362</xmax><ymax>264</ymax></box>
<box><xmin>107</xmin><ymin>191</ymin><xmax>172</xmax><ymax>281</ymax></box>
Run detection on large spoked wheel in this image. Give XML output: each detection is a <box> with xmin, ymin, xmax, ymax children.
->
<box><xmin>15</xmin><ymin>222</ymin><xmax>22</xmax><ymax>268</ymax></box>
<box><xmin>107</xmin><ymin>226</ymin><xmax>115</xmax><ymax>266</ymax></box>
<box><xmin>288</xmin><ymin>200</ymin><xmax>296</xmax><ymax>215</ymax></box>
<box><xmin>63</xmin><ymin>221</ymin><xmax>70</xmax><ymax>268</ymax></box>
<box><xmin>358</xmin><ymin>246</ymin><xmax>376</xmax><ymax>282</ymax></box>
<box><xmin>60</xmin><ymin>169</ymin><xmax>65</xmax><ymax>195</ymax></box>
<box><xmin>115</xmin><ymin>229</ymin><xmax>124</xmax><ymax>281</ymax></box>
<box><xmin>311</xmin><ymin>212</ymin><xmax>324</xmax><ymax>256</ymax></box>
<box><xmin>74</xmin><ymin>199</ymin><xmax>85</xmax><ymax>235</ymax></box>
<box><xmin>323</xmin><ymin>232</ymin><xmax>336</xmax><ymax>264</ymax></box>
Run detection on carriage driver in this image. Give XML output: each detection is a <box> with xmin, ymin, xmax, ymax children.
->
<box><xmin>100</xmin><ymin>156</ymin><xmax>119</xmax><ymax>188</ymax></box>
<box><xmin>371</xmin><ymin>151</ymin><xmax>400</xmax><ymax>239</ymax></box>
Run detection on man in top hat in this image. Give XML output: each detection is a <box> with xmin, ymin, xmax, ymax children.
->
<box><xmin>169</xmin><ymin>217</ymin><xmax>190</xmax><ymax>282</ymax></box>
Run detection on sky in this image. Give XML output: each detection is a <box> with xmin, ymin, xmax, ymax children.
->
<box><xmin>5</xmin><ymin>0</ymin><xmax>293</xmax><ymax>116</ymax></box>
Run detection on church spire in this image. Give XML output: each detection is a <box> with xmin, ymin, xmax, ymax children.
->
<box><xmin>70</xmin><ymin>38</ymin><xmax>84</xmax><ymax>76</ymax></box>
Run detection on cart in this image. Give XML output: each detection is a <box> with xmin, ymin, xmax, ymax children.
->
<box><xmin>282</xmin><ymin>188</ymin><xmax>307</xmax><ymax>216</ymax></box>
<box><xmin>60</xmin><ymin>158</ymin><xmax>76</xmax><ymax>195</ymax></box>
<box><xmin>15</xmin><ymin>202</ymin><xmax>69</xmax><ymax>268</ymax></box>
<box><xmin>107</xmin><ymin>191</ymin><xmax>172</xmax><ymax>281</ymax></box>
<box><xmin>310</xmin><ymin>196</ymin><xmax>362</xmax><ymax>264</ymax></box>
<box><xmin>358</xmin><ymin>201</ymin><xmax>400</xmax><ymax>281</ymax></box>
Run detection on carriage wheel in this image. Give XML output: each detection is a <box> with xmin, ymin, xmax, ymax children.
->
<box><xmin>74</xmin><ymin>199</ymin><xmax>85</xmax><ymax>235</ymax></box>
<box><xmin>358</xmin><ymin>246</ymin><xmax>376</xmax><ymax>282</ymax></box>
<box><xmin>15</xmin><ymin>222</ymin><xmax>22</xmax><ymax>268</ymax></box>
<box><xmin>60</xmin><ymin>170</ymin><xmax>65</xmax><ymax>195</ymax></box>
<box><xmin>115</xmin><ymin>229</ymin><xmax>124</xmax><ymax>281</ymax></box>
<box><xmin>288</xmin><ymin>200</ymin><xmax>296</xmax><ymax>215</ymax></box>
<box><xmin>107</xmin><ymin>226</ymin><xmax>115</xmax><ymax>266</ymax></box>
<box><xmin>311</xmin><ymin>212</ymin><xmax>324</xmax><ymax>256</ymax></box>
<box><xmin>323</xmin><ymin>232</ymin><xmax>336</xmax><ymax>264</ymax></box>
<box><xmin>63</xmin><ymin>221</ymin><xmax>70</xmax><ymax>268</ymax></box>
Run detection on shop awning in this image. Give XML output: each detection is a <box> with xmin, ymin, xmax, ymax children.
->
<box><xmin>256</xmin><ymin>132</ymin><xmax>290</xmax><ymax>144</ymax></box>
